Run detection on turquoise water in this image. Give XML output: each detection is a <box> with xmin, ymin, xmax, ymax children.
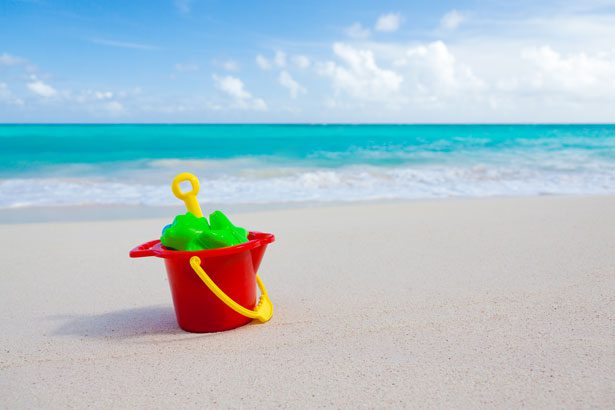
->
<box><xmin>1</xmin><ymin>124</ymin><xmax>614</xmax><ymax>208</ymax></box>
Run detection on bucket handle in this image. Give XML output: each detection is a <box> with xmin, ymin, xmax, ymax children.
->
<box><xmin>189</xmin><ymin>256</ymin><xmax>273</xmax><ymax>323</ymax></box>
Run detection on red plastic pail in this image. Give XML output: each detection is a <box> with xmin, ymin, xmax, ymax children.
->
<box><xmin>129</xmin><ymin>232</ymin><xmax>274</xmax><ymax>333</ymax></box>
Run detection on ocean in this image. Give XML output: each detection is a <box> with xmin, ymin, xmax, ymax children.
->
<box><xmin>1</xmin><ymin>124</ymin><xmax>614</xmax><ymax>209</ymax></box>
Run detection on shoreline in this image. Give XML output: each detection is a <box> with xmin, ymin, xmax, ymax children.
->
<box><xmin>1</xmin><ymin>193</ymin><xmax>615</xmax><ymax>224</ymax></box>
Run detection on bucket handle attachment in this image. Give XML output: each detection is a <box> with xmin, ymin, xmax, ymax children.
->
<box><xmin>189</xmin><ymin>256</ymin><xmax>273</xmax><ymax>323</ymax></box>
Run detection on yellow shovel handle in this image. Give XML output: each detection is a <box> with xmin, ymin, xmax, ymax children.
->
<box><xmin>189</xmin><ymin>256</ymin><xmax>273</xmax><ymax>323</ymax></box>
<box><xmin>171</xmin><ymin>172</ymin><xmax>204</xmax><ymax>218</ymax></box>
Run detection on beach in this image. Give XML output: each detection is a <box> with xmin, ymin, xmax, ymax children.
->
<box><xmin>1</xmin><ymin>196</ymin><xmax>613</xmax><ymax>408</ymax></box>
<box><xmin>5</xmin><ymin>0</ymin><xmax>615</xmax><ymax>407</ymax></box>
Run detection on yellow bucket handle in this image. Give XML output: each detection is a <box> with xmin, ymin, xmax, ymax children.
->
<box><xmin>189</xmin><ymin>256</ymin><xmax>273</xmax><ymax>323</ymax></box>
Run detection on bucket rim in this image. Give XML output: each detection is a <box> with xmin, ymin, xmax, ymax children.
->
<box><xmin>129</xmin><ymin>231</ymin><xmax>274</xmax><ymax>259</ymax></box>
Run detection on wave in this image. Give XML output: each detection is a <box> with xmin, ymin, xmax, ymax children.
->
<box><xmin>2</xmin><ymin>163</ymin><xmax>614</xmax><ymax>209</ymax></box>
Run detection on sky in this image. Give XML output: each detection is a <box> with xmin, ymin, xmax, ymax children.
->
<box><xmin>1</xmin><ymin>0</ymin><xmax>615</xmax><ymax>123</ymax></box>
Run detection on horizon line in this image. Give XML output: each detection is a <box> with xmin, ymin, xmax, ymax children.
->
<box><xmin>1</xmin><ymin>122</ymin><xmax>615</xmax><ymax>126</ymax></box>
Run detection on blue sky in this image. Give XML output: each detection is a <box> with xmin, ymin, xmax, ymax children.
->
<box><xmin>1</xmin><ymin>0</ymin><xmax>615</xmax><ymax>122</ymax></box>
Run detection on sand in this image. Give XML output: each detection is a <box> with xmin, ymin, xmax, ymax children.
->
<box><xmin>1</xmin><ymin>196</ymin><xmax>614</xmax><ymax>408</ymax></box>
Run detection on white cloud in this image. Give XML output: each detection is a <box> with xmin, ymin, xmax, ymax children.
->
<box><xmin>0</xmin><ymin>53</ymin><xmax>25</xmax><ymax>66</ymax></box>
<box><xmin>256</xmin><ymin>51</ymin><xmax>287</xmax><ymax>70</ymax></box>
<box><xmin>396</xmin><ymin>41</ymin><xmax>484</xmax><ymax>100</ymax></box>
<box><xmin>318</xmin><ymin>43</ymin><xmax>403</xmax><ymax>102</ymax></box>
<box><xmin>440</xmin><ymin>10</ymin><xmax>465</xmax><ymax>30</ymax></box>
<box><xmin>0</xmin><ymin>82</ymin><xmax>24</xmax><ymax>106</ymax></box>
<box><xmin>521</xmin><ymin>46</ymin><xmax>615</xmax><ymax>98</ymax></box>
<box><xmin>95</xmin><ymin>91</ymin><xmax>114</xmax><ymax>100</ymax></box>
<box><xmin>69</xmin><ymin>89</ymin><xmax>124</xmax><ymax>104</ymax></box>
<box><xmin>292</xmin><ymin>55</ymin><xmax>310</xmax><ymax>69</ymax></box>
<box><xmin>256</xmin><ymin>54</ymin><xmax>272</xmax><ymax>70</ymax></box>
<box><xmin>214</xmin><ymin>75</ymin><xmax>248</xmax><ymax>99</ymax></box>
<box><xmin>274</xmin><ymin>50</ymin><xmax>286</xmax><ymax>67</ymax></box>
<box><xmin>213</xmin><ymin>74</ymin><xmax>267</xmax><ymax>110</ymax></box>
<box><xmin>174</xmin><ymin>62</ymin><xmax>199</xmax><ymax>73</ymax></box>
<box><xmin>26</xmin><ymin>77</ymin><xmax>57</xmax><ymax>98</ymax></box>
<box><xmin>220</xmin><ymin>60</ymin><xmax>239</xmax><ymax>71</ymax></box>
<box><xmin>0</xmin><ymin>53</ymin><xmax>36</xmax><ymax>73</ymax></box>
<box><xmin>345</xmin><ymin>22</ymin><xmax>371</xmax><ymax>39</ymax></box>
<box><xmin>375</xmin><ymin>13</ymin><xmax>402</xmax><ymax>32</ymax></box>
<box><xmin>104</xmin><ymin>101</ymin><xmax>124</xmax><ymax>113</ymax></box>
<box><xmin>317</xmin><ymin>40</ymin><xmax>485</xmax><ymax>109</ymax></box>
<box><xmin>278</xmin><ymin>71</ymin><xmax>307</xmax><ymax>98</ymax></box>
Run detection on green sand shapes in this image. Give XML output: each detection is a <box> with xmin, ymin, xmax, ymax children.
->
<box><xmin>160</xmin><ymin>211</ymin><xmax>249</xmax><ymax>251</ymax></box>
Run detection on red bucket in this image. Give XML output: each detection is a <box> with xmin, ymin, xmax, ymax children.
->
<box><xmin>130</xmin><ymin>231</ymin><xmax>274</xmax><ymax>333</ymax></box>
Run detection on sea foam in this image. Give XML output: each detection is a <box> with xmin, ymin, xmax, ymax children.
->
<box><xmin>1</xmin><ymin>162</ymin><xmax>614</xmax><ymax>208</ymax></box>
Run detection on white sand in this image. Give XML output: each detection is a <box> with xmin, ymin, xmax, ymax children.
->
<box><xmin>1</xmin><ymin>196</ymin><xmax>614</xmax><ymax>408</ymax></box>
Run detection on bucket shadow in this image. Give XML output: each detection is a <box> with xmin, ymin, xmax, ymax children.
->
<box><xmin>51</xmin><ymin>305</ymin><xmax>183</xmax><ymax>339</ymax></box>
